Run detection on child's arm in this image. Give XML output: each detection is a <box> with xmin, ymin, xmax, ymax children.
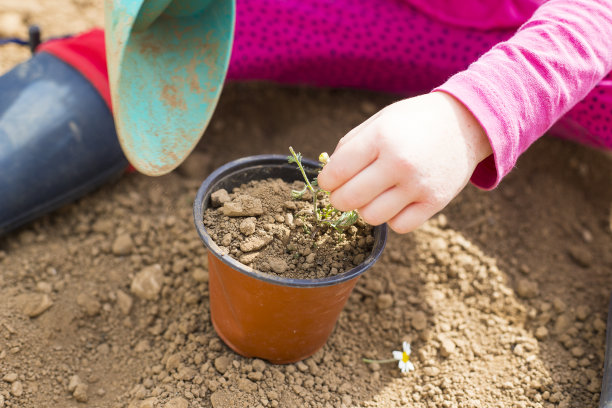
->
<box><xmin>317</xmin><ymin>92</ymin><xmax>491</xmax><ymax>233</ymax></box>
<box><xmin>319</xmin><ymin>0</ymin><xmax>612</xmax><ymax>233</ymax></box>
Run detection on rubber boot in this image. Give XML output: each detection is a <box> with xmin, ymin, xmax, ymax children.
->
<box><xmin>0</xmin><ymin>51</ymin><xmax>127</xmax><ymax>235</ymax></box>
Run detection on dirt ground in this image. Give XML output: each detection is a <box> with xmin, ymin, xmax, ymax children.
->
<box><xmin>1</xmin><ymin>1</ymin><xmax>612</xmax><ymax>408</ymax></box>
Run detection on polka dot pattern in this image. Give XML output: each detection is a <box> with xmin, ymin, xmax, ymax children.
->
<box><xmin>227</xmin><ymin>0</ymin><xmax>611</xmax><ymax>150</ymax></box>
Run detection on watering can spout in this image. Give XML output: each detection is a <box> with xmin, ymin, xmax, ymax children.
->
<box><xmin>104</xmin><ymin>0</ymin><xmax>235</xmax><ymax>176</ymax></box>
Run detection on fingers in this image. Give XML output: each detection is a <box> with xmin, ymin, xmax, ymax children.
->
<box><xmin>327</xmin><ymin>160</ymin><xmax>397</xmax><ymax>211</ymax></box>
<box><xmin>386</xmin><ymin>201</ymin><xmax>437</xmax><ymax>234</ymax></box>
<box><xmin>318</xmin><ymin>120</ymin><xmax>380</xmax><ymax>192</ymax></box>
<box><xmin>355</xmin><ymin>186</ymin><xmax>415</xmax><ymax>226</ymax></box>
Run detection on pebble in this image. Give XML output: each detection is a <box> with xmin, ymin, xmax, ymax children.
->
<box><xmin>23</xmin><ymin>293</ymin><xmax>53</xmax><ymax>317</ymax></box>
<box><xmin>575</xmin><ymin>305</ymin><xmax>589</xmax><ymax>321</ymax></box>
<box><xmin>554</xmin><ymin>314</ymin><xmax>573</xmax><ymax>335</ymax></box>
<box><xmin>68</xmin><ymin>375</ymin><xmax>82</xmax><ymax>392</ymax></box>
<box><xmin>570</xmin><ymin>347</ymin><xmax>585</xmax><ymax>357</ymax></box>
<box><xmin>131</xmin><ymin>264</ymin><xmax>164</xmax><ymax>300</ymax></box>
<box><xmin>534</xmin><ymin>326</ymin><xmax>548</xmax><ymax>340</ymax></box>
<box><xmin>237</xmin><ymin>378</ymin><xmax>257</xmax><ymax>393</ymax></box>
<box><xmin>35</xmin><ymin>281</ymin><xmax>53</xmax><ymax>293</ymax></box>
<box><xmin>247</xmin><ymin>371</ymin><xmax>263</xmax><ymax>381</ymax></box>
<box><xmin>73</xmin><ymin>383</ymin><xmax>88</xmax><ymax>402</ymax></box>
<box><xmin>252</xmin><ymin>359</ymin><xmax>266</xmax><ymax>372</ymax></box>
<box><xmin>411</xmin><ymin>311</ymin><xmax>428</xmax><ymax>331</ymax></box>
<box><xmin>214</xmin><ymin>356</ymin><xmax>231</xmax><ymax>374</ymax></box>
<box><xmin>423</xmin><ymin>366</ymin><xmax>440</xmax><ymax>377</ymax></box>
<box><xmin>439</xmin><ymin>337</ymin><xmax>456</xmax><ymax>357</ymax></box>
<box><xmin>222</xmin><ymin>195</ymin><xmax>264</xmax><ymax>217</ymax></box>
<box><xmin>211</xmin><ymin>189</ymin><xmax>230</xmax><ymax>207</ymax></box>
<box><xmin>165</xmin><ymin>354</ymin><xmax>182</xmax><ymax>371</ymax></box>
<box><xmin>240</xmin><ymin>235</ymin><xmax>272</xmax><ymax>252</ymax></box>
<box><xmin>76</xmin><ymin>293</ymin><xmax>101</xmax><ymax>316</ymax></box>
<box><xmin>567</xmin><ymin>247</ymin><xmax>592</xmax><ymax>268</ymax></box>
<box><xmin>0</xmin><ymin>13</ymin><xmax>26</xmax><ymax>38</ymax></box>
<box><xmin>139</xmin><ymin>397</ymin><xmax>158</xmax><ymax>408</ymax></box>
<box><xmin>192</xmin><ymin>268</ymin><xmax>209</xmax><ymax>283</ymax></box>
<box><xmin>376</xmin><ymin>294</ymin><xmax>394</xmax><ymax>310</ymax></box>
<box><xmin>515</xmin><ymin>279</ymin><xmax>538</xmax><ymax>299</ymax></box>
<box><xmin>2</xmin><ymin>373</ymin><xmax>18</xmax><ymax>383</ymax></box>
<box><xmin>112</xmin><ymin>233</ymin><xmax>134</xmax><ymax>256</ymax></box>
<box><xmin>116</xmin><ymin>290</ymin><xmax>133</xmax><ymax>315</ymax></box>
<box><xmin>269</xmin><ymin>258</ymin><xmax>288</xmax><ymax>274</ymax></box>
<box><xmin>164</xmin><ymin>397</ymin><xmax>188</xmax><ymax>408</ymax></box>
<box><xmin>239</xmin><ymin>217</ymin><xmax>257</xmax><ymax>236</ymax></box>
<box><xmin>10</xmin><ymin>381</ymin><xmax>23</xmax><ymax>397</ymax></box>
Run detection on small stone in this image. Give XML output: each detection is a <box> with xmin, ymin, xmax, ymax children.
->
<box><xmin>247</xmin><ymin>371</ymin><xmax>263</xmax><ymax>381</ymax></box>
<box><xmin>221</xmin><ymin>233</ymin><xmax>233</xmax><ymax>247</ymax></box>
<box><xmin>177</xmin><ymin>367</ymin><xmax>197</xmax><ymax>381</ymax></box>
<box><xmin>68</xmin><ymin>375</ymin><xmax>82</xmax><ymax>392</ymax></box>
<box><xmin>423</xmin><ymin>366</ymin><xmax>440</xmax><ymax>377</ymax></box>
<box><xmin>568</xmin><ymin>247</ymin><xmax>592</xmax><ymax>268</ymax></box>
<box><xmin>570</xmin><ymin>347</ymin><xmax>585</xmax><ymax>357</ymax></box>
<box><xmin>240</xmin><ymin>217</ymin><xmax>257</xmax><ymax>236</ymax></box>
<box><xmin>214</xmin><ymin>356</ymin><xmax>231</xmax><ymax>374</ymax></box>
<box><xmin>411</xmin><ymin>311</ymin><xmax>427</xmax><ymax>331</ymax></box>
<box><xmin>516</xmin><ymin>278</ymin><xmax>538</xmax><ymax>299</ymax></box>
<box><xmin>269</xmin><ymin>258</ymin><xmax>288</xmax><ymax>274</ymax></box>
<box><xmin>211</xmin><ymin>189</ymin><xmax>231</xmax><ymax>207</ymax></box>
<box><xmin>36</xmin><ymin>281</ymin><xmax>53</xmax><ymax>293</ymax></box>
<box><xmin>239</xmin><ymin>252</ymin><xmax>260</xmax><ymax>265</ymax></box>
<box><xmin>139</xmin><ymin>397</ymin><xmax>158</xmax><ymax>408</ymax></box>
<box><xmin>2</xmin><ymin>373</ymin><xmax>18</xmax><ymax>383</ymax></box>
<box><xmin>376</xmin><ymin>294</ymin><xmax>394</xmax><ymax>310</ymax></box>
<box><xmin>575</xmin><ymin>305</ymin><xmax>589</xmax><ymax>321</ymax></box>
<box><xmin>134</xmin><ymin>339</ymin><xmax>150</xmax><ymax>353</ymax></box>
<box><xmin>222</xmin><ymin>195</ymin><xmax>264</xmax><ymax>217</ymax></box>
<box><xmin>534</xmin><ymin>326</ymin><xmax>548</xmax><ymax>340</ymax></box>
<box><xmin>239</xmin><ymin>235</ymin><xmax>272</xmax><ymax>252</ymax></box>
<box><xmin>252</xmin><ymin>359</ymin><xmax>266</xmax><ymax>372</ymax></box>
<box><xmin>0</xmin><ymin>13</ymin><xmax>26</xmax><ymax>38</ymax></box>
<box><xmin>192</xmin><ymin>268</ymin><xmax>209</xmax><ymax>283</ymax></box>
<box><xmin>237</xmin><ymin>378</ymin><xmax>257</xmax><ymax>393</ymax></box>
<box><xmin>11</xmin><ymin>381</ymin><xmax>23</xmax><ymax>397</ymax></box>
<box><xmin>165</xmin><ymin>353</ymin><xmax>182</xmax><ymax>371</ymax></box>
<box><xmin>116</xmin><ymin>290</ymin><xmax>133</xmax><ymax>315</ymax></box>
<box><xmin>73</xmin><ymin>383</ymin><xmax>88</xmax><ymax>402</ymax></box>
<box><xmin>554</xmin><ymin>314</ymin><xmax>573</xmax><ymax>335</ymax></box>
<box><xmin>164</xmin><ymin>397</ymin><xmax>188</xmax><ymax>408</ymax></box>
<box><xmin>112</xmin><ymin>233</ymin><xmax>134</xmax><ymax>256</ymax></box>
<box><xmin>439</xmin><ymin>337</ymin><xmax>456</xmax><ymax>357</ymax></box>
<box><xmin>23</xmin><ymin>293</ymin><xmax>53</xmax><ymax>317</ymax></box>
<box><xmin>131</xmin><ymin>264</ymin><xmax>164</xmax><ymax>300</ymax></box>
<box><xmin>76</xmin><ymin>293</ymin><xmax>101</xmax><ymax>316</ymax></box>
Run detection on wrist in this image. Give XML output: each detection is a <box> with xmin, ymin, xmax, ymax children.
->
<box><xmin>433</xmin><ymin>91</ymin><xmax>492</xmax><ymax>166</ymax></box>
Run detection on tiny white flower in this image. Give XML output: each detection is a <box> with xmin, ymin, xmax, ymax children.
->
<box><xmin>392</xmin><ymin>341</ymin><xmax>415</xmax><ymax>373</ymax></box>
<box><xmin>318</xmin><ymin>152</ymin><xmax>330</xmax><ymax>165</ymax></box>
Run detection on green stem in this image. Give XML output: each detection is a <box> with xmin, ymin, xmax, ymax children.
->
<box><xmin>289</xmin><ymin>146</ymin><xmax>320</xmax><ymax>222</ymax></box>
<box><xmin>362</xmin><ymin>358</ymin><xmax>396</xmax><ymax>364</ymax></box>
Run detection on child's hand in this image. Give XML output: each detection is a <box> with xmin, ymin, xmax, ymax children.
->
<box><xmin>317</xmin><ymin>92</ymin><xmax>492</xmax><ymax>233</ymax></box>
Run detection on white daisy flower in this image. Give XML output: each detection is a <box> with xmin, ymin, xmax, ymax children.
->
<box><xmin>392</xmin><ymin>341</ymin><xmax>415</xmax><ymax>373</ymax></box>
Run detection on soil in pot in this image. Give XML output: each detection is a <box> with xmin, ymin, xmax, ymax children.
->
<box><xmin>202</xmin><ymin>177</ymin><xmax>375</xmax><ymax>280</ymax></box>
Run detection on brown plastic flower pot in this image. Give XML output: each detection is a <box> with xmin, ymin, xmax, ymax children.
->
<box><xmin>193</xmin><ymin>155</ymin><xmax>387</xmax><ymax>364</ymax></box>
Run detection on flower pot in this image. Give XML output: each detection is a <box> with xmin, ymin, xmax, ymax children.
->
<box><xmin>193</xmin><ymin>155</ymin><xmax>387</xmax><ymax>364</ymax></box>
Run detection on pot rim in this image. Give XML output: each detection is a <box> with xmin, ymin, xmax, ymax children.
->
<box><xmin>193</xmin><ymin>154</ymin><xmax>387</xmax><ymax>288</ymax></box>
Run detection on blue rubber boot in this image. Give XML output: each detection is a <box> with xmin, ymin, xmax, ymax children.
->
<box><xmin>0</xmin><ymin>52</ymin><xmax>128</xmax><ymax>235</ymax></box>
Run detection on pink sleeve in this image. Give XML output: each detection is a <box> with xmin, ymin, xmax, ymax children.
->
<box><xmin>436</xmin><ymin>0</ymin><xmax>612</xmax><ymax>189</ymax></box>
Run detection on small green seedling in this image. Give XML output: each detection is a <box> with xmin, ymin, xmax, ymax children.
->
<box><xmin>288</xmin><ymin>147</ymin><xmax>358</xmax><ymax>233</ymax></box>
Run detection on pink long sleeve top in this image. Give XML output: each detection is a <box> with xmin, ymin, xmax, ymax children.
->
<box><xmin>430</xmin><ymin>0</ymin><xmax>612</xmax><ymax>189</ymax></box>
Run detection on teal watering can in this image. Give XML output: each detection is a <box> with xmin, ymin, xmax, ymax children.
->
<box><xmin>104</xmin><ymin>0</ymin><xmax>235</xmax><ymax>175</ymax></box>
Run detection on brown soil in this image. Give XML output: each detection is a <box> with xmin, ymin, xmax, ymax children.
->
<box><xmin>203</xmin><ymin>178</ymin><xmax>374</xmax><ymax>280</ymax></box>
<box><xmin>1</xmin><ymin>2</ymin><xmax>612</xmax><ymax>408</ymax></box>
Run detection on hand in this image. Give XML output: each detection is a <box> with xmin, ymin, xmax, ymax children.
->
<box><xmin>317</xmin><ymin>91</ymin><xmax>492</xmax><ymax>233</ymax></box>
